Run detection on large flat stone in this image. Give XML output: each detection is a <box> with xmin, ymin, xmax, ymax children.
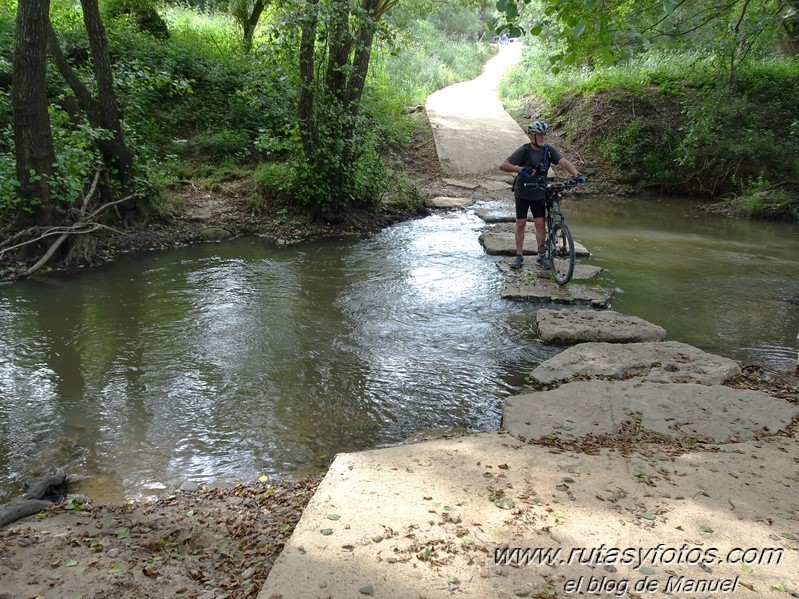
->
<box><xmin>497</xmin><ymin>257</ymin><xmax>603</xmax><ymax>280</ymax></box>
<box><xmin>479</xmin><ymin>223</ymin><xmax>590</xmax><ymax>256</ymax></box>
<box><xmin>477</xmin><ymin>178</ymin><xmax>511</xmax><ymax>191</ymax></box>
<box><xmin>499</xmin><ymin>264</ymin><xmax>611</xmax><ymax>306</ymax></box>
<box><xmin>260</xmin><ymin>431</ymin><xmax>799</xmax><ymax>599</ymax></box>
<box><xmin>537</xmin><ymin>307</ymin><xmax>667</xmax><ymax>344</ymax></box>
<box><xmin>531</xmin><ymin>340</ymin><xmax>741</xmax><ymax>385</ymax></box>
<box><xmin>503</xmin><ymin>380</ymin><xmax>799</xmax><ymax>443</ymax></box>
<box><xmin>473</xmin><ymin>207</ymin><xmax>516</xmax><ymax>222</ymax></box>
<box><xmin>442</xmin><ymin>178</ymin><xmax>479</xmax><ymax>189</ymax></box>
<box><xmin>428</xmin><ymin>196</ymin><xmax>474</xmax><ymax>209</ymax></box>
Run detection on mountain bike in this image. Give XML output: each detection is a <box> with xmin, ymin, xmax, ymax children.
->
<box><xmin>519</xmin><ymin>179</ymin><xmax>581</xmax><ymax>285</ymax></box>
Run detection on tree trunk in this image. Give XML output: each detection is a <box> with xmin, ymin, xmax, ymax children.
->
<box><xmin>243</xmin><ymin>0</ymin><xmax>266</xmax><ymax>52</ymax></box>
<box><xmin>782</xmin><ymin>2</ymin><xmax>799</xmax><ymax>55</ymax></box>
<box><xmin>12</xmin><ymin>0</ymin><xmax>56</xmax><ymax>224</ymax></box>
<box><xmin>298</xmin><ymin>0</ymin><xmax>319</xmax><ymax>159</ymax></box>
<box><xmin>325</xmin><ymin>0</ymin><xmax>353</xmax><ymax>103</ymax></box>
<box><xmin>344</xmin><ymin>0</ymin><xmax>379</xmax><ymax>115</ymax></box>
<box><xmin>79</xmin><ymin>0</ymin><xmax>134</xmax><ymax>189</ymax></box>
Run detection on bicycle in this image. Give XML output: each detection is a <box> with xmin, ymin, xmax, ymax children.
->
<box><xmin>519</xmin><ymin>179</ymin><xmax>581</xmax><ymax>285</ymax></box>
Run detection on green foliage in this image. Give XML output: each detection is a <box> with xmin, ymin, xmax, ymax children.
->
<box><xmin>734</xmin><ymin>175</ymin><xmax>798</xmax><ymax>219</ymax></box>
<box><xmin>49</xmin><ymin>110</ymin><xmax>116</xmax><ymax>203</ymax></box>
<box><xmin>374</xmin><ymin>19</ymin><xmax>493</xmax><ymax>106</ymax></box>
<box><xmin>500</xmin><ymin>37</ymin><xmax>798</xmax><ymax>208</ymax></box>
<box><xmin>493</xmin><ymin>0</ymin><xmax>791</xmax><ymax>77</ymax></box>
<box><xmin>602</xmin><ymin>118</ymin><xmax>678</xmax><ymax>187</ymax></box>
<box><xmin>102</xmin><ymin>0</ymin><xmax>170</xmax><ymax>38</ymax></box>
<box><xmin>0</xmin><ymin>0</ymin><xmax>498</xmax><ymax>224</ymax></box>
<box><xmin>252</xmin><ymin>161</ymin><xmax>294</xmax><ymax>207</ymax></box>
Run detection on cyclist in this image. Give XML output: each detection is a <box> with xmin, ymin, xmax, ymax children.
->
<box><xmin>499</xmin><ymin>121</ymin><xmax>584</xmax><ymax>269</ymax></box>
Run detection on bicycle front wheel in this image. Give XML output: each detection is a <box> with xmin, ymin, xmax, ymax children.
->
<box><xmin>549</xmin><ymin>221</ymin><xmax>575</xmax><ymax>285</ymax></box>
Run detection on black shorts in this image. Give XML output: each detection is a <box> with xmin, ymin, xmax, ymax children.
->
<box><xmin>515</xmin><ymin>197</ymin><xmax>546</xmax><ymax>220</ymax></box>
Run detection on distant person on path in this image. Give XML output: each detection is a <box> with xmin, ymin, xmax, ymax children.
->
<box><xmin>499</xmin><ymin>121</ymin><xmax>584</xmax><ymax>269</ymax></box>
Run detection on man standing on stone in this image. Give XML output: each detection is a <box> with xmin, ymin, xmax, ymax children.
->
<box><xmin>499</xmin><ymin>121</ymin><xmax>584</xmax><ymax>269</ymax></box>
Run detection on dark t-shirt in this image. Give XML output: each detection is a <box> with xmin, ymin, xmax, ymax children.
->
<box><xmin>507</xmin><ymin>143</ymin><xmax>563</xmax><ymax>200</ymax></box>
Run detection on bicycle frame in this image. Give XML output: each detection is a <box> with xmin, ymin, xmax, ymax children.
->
<box><xmin>544</xmin><ymin>182</ymin><xmax>577</xmax><ymax>285</ymax></box>
<box><xmin>517</xmin><ymin>179</ymin><xmax>579</xmax><ymax>284</ymax></box>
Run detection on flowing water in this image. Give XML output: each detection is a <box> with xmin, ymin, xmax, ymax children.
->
<box><xmin>1</xmin><ymin>196</ymin><xmax>797</xmax><ymax>502</ymax></box>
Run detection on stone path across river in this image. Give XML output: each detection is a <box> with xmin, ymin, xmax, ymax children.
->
<box><xmin>259</xmin><ymin>45</ymin><xmax>799</xmax><ymax>599</ymax></box>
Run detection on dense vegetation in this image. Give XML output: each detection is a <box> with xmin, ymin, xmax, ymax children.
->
<box><xmin>0</xmin><ymin>0</ymin><xmax>493</xmax><ymax>275</ymax></box>
<box><xmin>0</xmin><ymin>0</ymin><xmax>796</xmax><ymax>278</ymax></box>
<box><xmin>496</xmin><ymin>0</ymin><xmax>799</xmax><ymax>218</ymax></box>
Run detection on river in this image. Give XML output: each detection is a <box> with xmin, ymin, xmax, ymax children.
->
<box><xmin>1</xmin><ymin>195</ymin><xmax>797</xmax><ymax>502</ymax></box>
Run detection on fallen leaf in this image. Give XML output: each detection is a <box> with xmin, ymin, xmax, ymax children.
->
<box><xmin>494</xmin><ymin>497</ymin><xmax>515</xmax><ymax>510</ymax></box>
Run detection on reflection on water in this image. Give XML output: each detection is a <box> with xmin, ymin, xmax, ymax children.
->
<box><xmin>0</xmin><ymin>198</ymin><xmax>797</xmax><ymax>502</ymax></box>
<box><xmin>0</xmin><ymin>212</ymin><xmax>547</xmax><ymax>502</ymax></box>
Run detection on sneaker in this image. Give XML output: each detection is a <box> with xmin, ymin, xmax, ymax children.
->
<box><xmin>536</xmin><ymin>254</ymin><xmax>551</xmax><ymax>269</ymax></box>
<box><xmin>510</xmin><ymin>254</ymin><xmax>524</xmax><ymax>269</ymax></box>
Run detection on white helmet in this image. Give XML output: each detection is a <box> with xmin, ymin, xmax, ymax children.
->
<box><xmin>527</xmin><ymin>121</ymin><xmax>550</xmax><ymax>134</ymax></box>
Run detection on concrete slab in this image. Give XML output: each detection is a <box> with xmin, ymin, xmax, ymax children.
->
<box><xmin>502</xmin><ymin>380</ymin><xmax>799</xmax><ymax>443</ymax></box>
<box><xmin>427</xmin><ymin>196</ymin><xmax>474</xmax><ymax>209</ymax></box>
<box><xmin>537</xmin><ymin>307</ymin><xmax>667</xmax><ymax>344</ymax></box>
<box><xmin>478</xmin><ymin>180</ymin><xmax>511</xmax><ymax>192</ymax></box>
<box><xmin>260</xmin><ymin>431</ymin><xmax>799</xmax><ymax>599</ymax></box>
<box><xmin>442</xmin><ymin>178</ymin><xmax>479</xmax><ymax>189</ymax></box>
<box><xmin>531</xmin><ymin>341</ymin><xmax>741</xmax><ymax>385</ymax></box>
<box><xmin>480</xmin><ymin>223</ymin><xmax>590</xmax><ymax>256</ymax></box>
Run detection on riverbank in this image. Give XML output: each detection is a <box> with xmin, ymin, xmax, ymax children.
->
<box><xmin>1</xmin><ymin>366</ymin><xmax>796</xmax><ymax>599</ymax></box>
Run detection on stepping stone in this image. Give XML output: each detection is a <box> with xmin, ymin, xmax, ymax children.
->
<box><xmin>503</xmin><ymin>380</ymin><xmax>799</xmax><ymax>443</ymax></box>
<box><xmin>497</xmin><ymin>258</ymin><xmax>603</xmax><ymax>281</ymax></box>
<box><xmin>477</xmin><ymin>179</ymin><xmax>511</xmax><ymax>191</ymax></box>
<box><xmin>428</xmin><ymin>196</ymin><xmax>474</xmax><ymax>209</ymax></box>
<box><xmin>442</xmin><ymin>178</ymin><xmax>478</xmax><ymax>189</ymax></box>
<box><xmin>473</xmin><ymin>207</ymin><xmax>517</xmax><ymax>223</ymax></box>
<box><xmin>479</xmin><ymin>223</ymin><xmax>590</xmax><ymax>256</ymax></box>
<box><xmin>530</xmin><ymin>340</ymin><xmax>741</xmax><ymax>385</ymax></box>
<box><xmin>536</xmin><ymin>307</ymin><xmax>667</xmax><ymax>344</ymax></box>
<box><xmin>501</xmin><ymin>277</ymin><xmax>612</xmax><ymax>307</ymax></box>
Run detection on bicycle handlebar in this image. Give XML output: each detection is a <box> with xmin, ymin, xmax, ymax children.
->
<box><xmin>520</xmin><ymin>179</ymin><xmax>582</xmax><ymax>193</ymax></box>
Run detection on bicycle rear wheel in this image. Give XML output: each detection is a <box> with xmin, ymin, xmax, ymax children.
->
<box><xmin>549</xmin><ymin>221</ymin><xmax>575</xmax><ymax>285</ymax></box>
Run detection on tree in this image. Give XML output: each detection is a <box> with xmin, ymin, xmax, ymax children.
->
<box><xmin>230</xmin><ymin>0</ymin><xmax>268</xmax><ymax>51</ymax></box>
<box><xmin>296</xmin><ymin>0</ymin><xmax>399</xmax><ymax>212</ymax></box>
<box><xmin>12</xmin><ymin>0</ymin><xmax>56</xmax><ymax>225</ymax></box>
<box><xmin>493</xmin><ymin>0</ymin><xmax>798</xmax><ymax>74</ymax></box>
<box><xmin>76</xmin><ymin>0</ymin><xmax>135</xmax><ymax>191</ymax></box>
<box><xmin>5</xmin><ymin>0</ymin><xmax>141</xmax><ymax>274</ymax></box>
<box><xmin>782</xmin><ymin>0</ymin><xmax>799</xmax><ymax>54</ymax></box>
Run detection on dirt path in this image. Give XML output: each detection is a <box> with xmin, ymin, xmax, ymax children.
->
<box><xmin>426</xmin><ymin>44</ymin><xmax>529</xmax><ymax>177</ymax></box>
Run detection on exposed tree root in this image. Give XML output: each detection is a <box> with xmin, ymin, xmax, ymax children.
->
<box><xmin>0</xmin><ymin>472</ymin><xmax>67</xmax><ymax>528</ymax></box>
<box><xmin>0</xmin><ymin>170</ymin><xmax>138</xmax><ymax>278</ymax></box>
